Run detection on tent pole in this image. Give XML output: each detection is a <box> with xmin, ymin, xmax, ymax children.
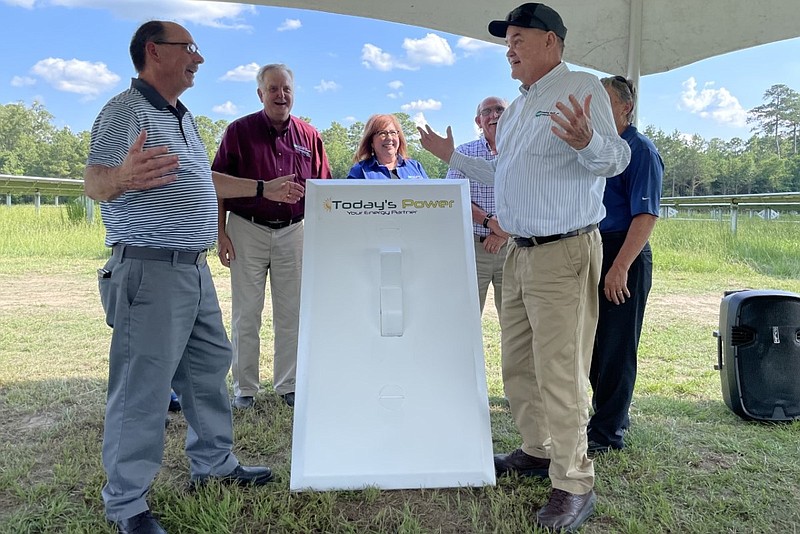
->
<box><xmin>627</xmin><ymin>0</ymin><xmax>643</xmax><ymax>126</ymax></box>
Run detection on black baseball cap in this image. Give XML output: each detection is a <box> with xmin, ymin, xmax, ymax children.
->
<box><xmin>488</xmin><ymin>3</ymin><xmax>567</xmax><ymax>41</ymax></box>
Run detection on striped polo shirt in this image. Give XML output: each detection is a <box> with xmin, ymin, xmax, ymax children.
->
<box><xmin>87</xmin><ymin>78</ymin><xmax>217</xmax><ymax>250</ymax></box>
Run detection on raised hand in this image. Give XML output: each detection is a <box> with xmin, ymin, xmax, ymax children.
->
<box><xmin>416</xmin><ymin>124</ymin><xmax>455</xmax><ymax>163</ymax></box>
<box><xmin>550</xmin><ymin>94</ymin><xmax>594</xmax><ymax>150</ymax></box>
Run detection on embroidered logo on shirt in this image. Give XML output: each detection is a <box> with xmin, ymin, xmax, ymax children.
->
<box><xmin>294</xmin><ymin>143</ymin><xmax>312</xmax><ymax>158</ymax></box>
<box><xmin>535</xmin><ymin>110</ymin><xmax>556</xmax><ymax>117</ymax></box>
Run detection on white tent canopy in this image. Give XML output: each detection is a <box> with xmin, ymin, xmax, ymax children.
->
<box><xmin>206</xmin><ymin>0</ymin><xmax>800</xmax><ymax>81</ymax></box>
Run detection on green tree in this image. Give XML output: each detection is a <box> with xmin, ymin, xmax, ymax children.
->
<box><xmin>747</xmin><ymin>84</ymin><xmax>799</xmax><ymax>158</ymax></box>
<box><xmin>320</xmin><ymin>121</ymin><xmax>352</xmax><ymax>178</ymax></box>
<box><xmin>195</xmin><ymin>115</ymin><xmax>229</xmax><ymax>162</ymax></box>
<box><xmin>0</xmin><ymin>101</ymin><xmax>55</xmax><ymax>175</ymax></box>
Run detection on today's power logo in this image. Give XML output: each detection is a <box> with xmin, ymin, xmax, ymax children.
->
<box><xmin>322</xmin><ymin>197</ymin><xmax>455</xmax><ymax>216</ymax></box>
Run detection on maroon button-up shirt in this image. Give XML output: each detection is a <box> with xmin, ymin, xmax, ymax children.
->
<box><xmin>213</xmin><ymin>112</ymin><xmax>331</xmax><ymax>221</ymax></box>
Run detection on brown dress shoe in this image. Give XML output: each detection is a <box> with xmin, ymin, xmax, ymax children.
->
<box><xmin>536</xmin><ymin>488</ymin><xmax>596</xmax><ymax>532</ymax></box>
<box><xmin>493</xmin><ymin>448</ymin><xmax>550</xmax><ymax>478</ymax></box>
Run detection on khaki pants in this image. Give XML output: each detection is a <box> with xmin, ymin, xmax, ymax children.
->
<box><xmin>500</xmin><ymin>230</ymin><xmax>601</xmax><ymax>494</ymax></box>
<box><xmin>227</xmin><ymin>213</ymin><xmax>303</xmax><ymax>397</ymax></box>
<box><xmin>474</xmin><ymin>235</ymin><xmax>506</xmax><ymax>318</ymax></box>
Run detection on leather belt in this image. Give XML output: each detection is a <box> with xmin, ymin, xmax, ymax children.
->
<box><xmin>240</xmin><ymin>213</ymin><xmax>304</xmax><ymax>229</ymax></box>
<box><xmin>114</xmin><ymin>245</ymin><xmax>207</xmax><ymax>265</ymax></box>
<box><xmin>514</xmin><ymin>223</ymin><xmax>598</xmax><ymax>248</ymax></box>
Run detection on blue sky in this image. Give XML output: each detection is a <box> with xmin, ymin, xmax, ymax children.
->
<box><xmin>2</xmin><ymin>0</ymin><xmax>800</xmax><ymax>148</ymax></box>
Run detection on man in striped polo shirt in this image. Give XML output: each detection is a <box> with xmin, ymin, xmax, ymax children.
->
<box><xmin>418</xmin><ymin>4</ymin><xmax>631</xmax><ymax>531</ymax></box>
<box><xmin>84</xmin><ymin>21</ymin><xmax>304</xmax><ymax>534</ymax></box>
<box><xmin>445</xmin><ymin>96</ymin><xmax>510</xmax><ymax>319</ymax></box>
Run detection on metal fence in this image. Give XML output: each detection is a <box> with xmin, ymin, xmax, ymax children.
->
<box><xmin>660</xmin><ymin>192</ymin><xmax>800</xmax><ymax>233</ymax></box>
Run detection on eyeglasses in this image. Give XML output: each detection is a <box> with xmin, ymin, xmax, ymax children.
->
<box><xmin>154</xmin><ymin>41</ymin><xmax>200</xmax><ymax>55</ymax></box>
<box><xmin>374</xmin><ymin>130</ymin><xmax>399</xmax><ymax>139</ymax></box>
<box><xmin>479</xmin><ymin>106</ymin><xmax>505</xmax><ymax>117</ymax></box>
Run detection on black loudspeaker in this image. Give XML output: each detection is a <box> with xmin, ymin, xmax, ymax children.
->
<box><xmin>714</xmin><ymin>290</ymin><xmax>800</xmax><ymax>421</ymax></box>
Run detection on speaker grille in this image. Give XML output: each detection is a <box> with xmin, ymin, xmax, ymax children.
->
<box><xmin>730</xmin><ymin>326</ymin><xmax>755</xmax><ymax>346</ymax></box>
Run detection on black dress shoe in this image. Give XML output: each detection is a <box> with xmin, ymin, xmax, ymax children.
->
<box><xmin>536</xmin><ymin>488</ymin><xmax>596</xmax><ymax>532</ymax></box>
<box><xmin>494</xmin><ymin>448</ymin><xmax>550</xmax><ymax>478</ymax></box>
<box><xmin>189</xmin><ymin>465</ymin><xmax>274</xmax><ymax>489</ymax></box>
<box><xmin>280</xmin><ymin>392</ymin><xmax>295</xmax><ymax>407</ymax></box>
<box><xmin>587</xmin><ymin>439</ymin><xmax>623</xmax><ymax>457</ymax></box>
<box><xmin>113</xmin><ymin>510</ymin><xmax>167</xmax><ymax>534</ymax></box>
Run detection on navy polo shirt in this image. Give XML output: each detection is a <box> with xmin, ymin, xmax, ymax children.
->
<box><xmin>600</xmin><ymin>125</ymin><xmax>664</xmax><ymax>233</ymax></box>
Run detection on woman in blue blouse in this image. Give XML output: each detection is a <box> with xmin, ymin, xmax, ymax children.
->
<box><xmin>347</xmin><ymin>114</ymin><xmax>430</xmax><ymax>180</ymax></box>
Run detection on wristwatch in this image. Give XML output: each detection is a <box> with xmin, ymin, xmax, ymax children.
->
<box><xmin>256</xmin><ymin>180</ymin><xmax>264</xmax><ymax>197</ymax></box>
<box><xmin>482</xmin><ymin>213</ymin><xmax>494</xmax><ymax>229</ymax></box>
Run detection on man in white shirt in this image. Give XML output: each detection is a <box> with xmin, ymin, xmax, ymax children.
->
<box><xmin>418</xmin><ymin>3</ymin><xmax>630</xmax><ymax>531</ymax></box>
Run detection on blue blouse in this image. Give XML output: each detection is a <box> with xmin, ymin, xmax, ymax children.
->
<box><xmin>347</xmin><ymin>155</ymin><xmax>429</xmax><ymax>180</ymax></box>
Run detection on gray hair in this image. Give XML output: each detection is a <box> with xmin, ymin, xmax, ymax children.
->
<box><xmin>601</xmin><ymin>76</ymin><xmax>635</xmax><ymax>124</ymax></box>
<box><xmin>256</xmin><ymin>64</ymin><xmax>293</xmax><ymax>88</ymax></box>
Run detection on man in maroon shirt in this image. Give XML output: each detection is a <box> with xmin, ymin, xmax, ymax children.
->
<box><xmin>214</xmin><ymin>63</ymin><xmax>331</xmax><ymax>409</ymax></box>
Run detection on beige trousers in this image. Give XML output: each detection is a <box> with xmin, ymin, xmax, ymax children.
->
<box><xmin>500</xmin><ymin>229</ymin><xmax>601</xmax><ymax>494</ymax></box>
<box><xmin>474</xmin><ymin>235</ymin><xmax>506</xmax><ymax>318</ymax></box>
<box><xmin>227</xmin><ymin>213</ymin><xmax>303</xmax><ymax>397</ymax></box>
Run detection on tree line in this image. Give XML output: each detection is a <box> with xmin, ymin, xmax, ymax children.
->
<box><xmin>2</xmin><ymin>83</ymin><xmax>799</xmax><ymax>197</ymax></box>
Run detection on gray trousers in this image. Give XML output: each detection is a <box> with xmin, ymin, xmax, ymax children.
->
<box><xmin>99</xmin><ymin>248</ymin><xmax>239</xmax><ymax>521</ymax></box>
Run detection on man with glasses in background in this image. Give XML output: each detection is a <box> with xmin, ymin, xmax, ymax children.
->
<box><xmin>214</xmin><ymin>64</ymin><xmax>331</xmax><ymax>411</ymax></box>
<box><xmin>446</xmin><ymin>96</ymin><xmax>510</xmax><ymax>319</ymax></box>
<box><xmin>85</xmin><ymin>21</ymin><xmax>304</xmax><ymax>533</ymax></box>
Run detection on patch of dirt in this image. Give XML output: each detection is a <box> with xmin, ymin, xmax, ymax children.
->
<box><xmin>0</xmin><ymin>272</ymin><xmax>99</xmax><ymax>316</ymax></box>
<box><xmin>648</xmin><ymin>292</ymin><xmax>721</xmax><ymax>326</ymax></box>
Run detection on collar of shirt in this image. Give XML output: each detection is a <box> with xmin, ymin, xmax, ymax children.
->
<box><xmin>130</xmin><ymin>78</ymin><xmax>187</xmax><ymax>119</ymax></box>
<box><xmin>262</xmin><ymin>112</ymin><xmax>293</xmax><ymax>136</ymax></box>
<box><xmin>518</xmin><ymin>61</ymin><xmax>568</xmax><ymax>97</ymax></box>
<box><xmin>368</xmin><ymin>154</ymin><xmax>407</xmax><ymax>169</ymax></box>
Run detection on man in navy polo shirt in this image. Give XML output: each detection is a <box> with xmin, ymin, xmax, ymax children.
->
<box><xmin>588</xmin><ymin>75</ymin><xmax>663</xmax><ymax>455</ymax></box>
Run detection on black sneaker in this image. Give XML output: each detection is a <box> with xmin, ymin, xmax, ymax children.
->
<box><xmin>280</xmin><ymin>392</ymin><xmax>295</xmax><ymax>407</ymax></box>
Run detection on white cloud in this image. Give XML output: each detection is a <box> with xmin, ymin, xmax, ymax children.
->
<box><xmin>212</xmin><ymin>101</ymin><xmax>239</xmax><ymax>115</ymax></box>
<box><xmin>456</xmin><ymin>37</ymin><xmax>499</xmax><ymax>53</ymax></box>
<box><xmin>314</xmin><ymin>79</ymin><xmax>340</xmax><ymax>92</ymax></box>
<box><xmin>11</xmin><ymin>75</ymin><xmax>36</xmax><ymax>87</ymax></box>
<box><xmin>362</xmin><ymin>44</ymin><xmax>411</xmax><ymax>71</ymax></box>
<box><xmin>5</xmin><ymin>0</ymin><xmax>36</xmax><ymax>7</ymax></box>
<box><xmin>679</xmin><ymin>77</ymin><xmax>747</xmax><ymax>128</ymax></box>
<box><xmin>401</xmin><ymin>99</ymin><xmax>442</xmax><ymax>112</ymax></box>
<box><xmin>403</xmin><ymin>33</ymin><xmax>455</xmax><ymax>67</ymax></box>
<box><xmin>411</xmin><ymin>112</ymin><xmax>427</xmax><ymax>129</ymax></box>
<box><xmin>219</xmin><ymin>62</ymin><xmax>260</xmax><ymax>82</ymax></box>
<box><xmin>277</xmin><ymin>18</ymin><xmax>301</xmax><ymax>32</ymax></box>
<box><xmin>30</xmin><ymin>58</ymin><xmax>119</xmax><ymax>97</ymax></box>
<box><xmin>43</xmin><ymin>0</ymin><xmax>255</xmax><ymax>29</ymax></box>
<box><xmin>362</xmin><ymin>34</ymin><xmax>455</xmax><ymax>71</ymax></box>
<box><xmin>344</xmin><ymin>116</ymin><xmax>357</xmax><ymax>124</ymax></box>
<box><xmin>387</xmin><ymin>80</ymin><xmax>404</xmax><ymax>99</ymax></box>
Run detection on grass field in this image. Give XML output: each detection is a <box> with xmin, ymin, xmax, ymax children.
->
<box><xmin>1</xmin><ymin>206</ymin><xmax>799</xmax><ymax>533</ymax></box>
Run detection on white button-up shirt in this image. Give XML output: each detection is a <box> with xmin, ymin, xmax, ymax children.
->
<box><xmin>449</xmin><ymin>62</ymin><xmax>631</xmax><ymax>237</ymax></box>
